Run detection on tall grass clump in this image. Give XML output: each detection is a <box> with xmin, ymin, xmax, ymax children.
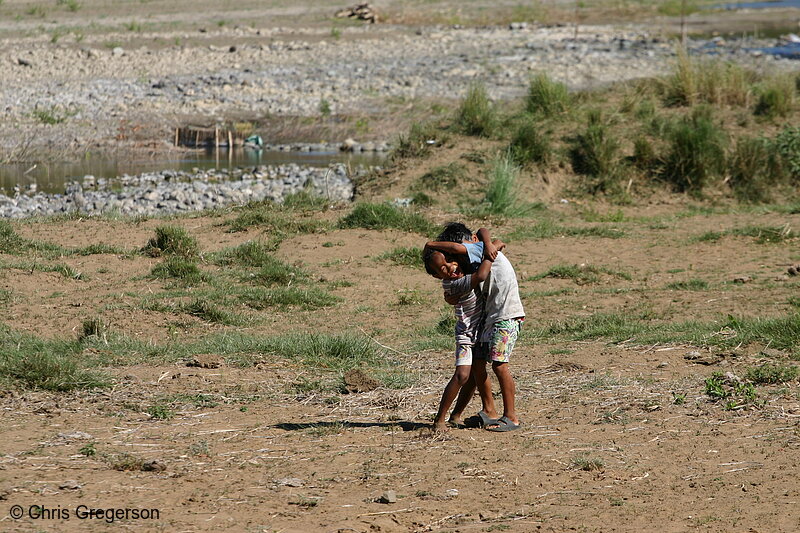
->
<box><xmin>727</xmin><ymin>136</ymin><xmax>782</xmax><ymax>203</ymax></box>
<box><xmin>184</xmin><ymin>299</ymin><xmax>243</xmax><ymax>326</ymax></box>
<box><xmin>338</xmin><ymin>203</ymin><xmax>437</xmax><ymax>236</ymax></box>
<box><xmin>663</xmin><ymin>48</ymin><xmax>754</xmax><ymax>107</ymax></box>
<box><xmin>526</xmin><ymin>73</ymin><xmax>570</xmax><ymax>116</ymax></box>
<box><xmin>391</xmin><ymin>121</ymin><xmax>447</xmax><ymax>160</ymax></box>
<box><xmin>143</xmin><ymin>225</ymin><xmax>198</xmax><ymax>258</ymax></box>
<box><xmin>754</xmin><ymin>75</ymin><xmax>796</xmax><ymax>119</ymax></box>
<box><xmin>569</xmin><ymin>111</ymin><xmax>622</xmax><ymax>195</ymax></box>
<box><xmin>660</xmin><ymin>108</ymin><xmax>726</xmax><ymax>194</ymax></box>
<box><xmin>509</xmin><ymin>115</ymin><xmax>551</xmax><ymax>167</ymax></box>
<box><xmin>455</xmin><ymin>83</ymin><xmax>496</xmax><ymax>137</ymax></box>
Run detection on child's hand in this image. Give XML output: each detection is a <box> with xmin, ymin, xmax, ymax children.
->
<box><xmin>493</xmin><ymin>239</ymin><xmax>506</xmax><ymax>252</ymax></box>
<box><xmin>483</xmin><ymin>241</ymin><xmax>498</xmax><ymax>261</ymax></box>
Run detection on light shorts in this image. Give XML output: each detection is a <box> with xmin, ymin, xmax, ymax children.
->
<box><xmin>475</xmin><ymin>318</ymin><xmax>523</xmax><ymax>363</ymax></box>
<box><xmin>455</xmin><ymin>344</ymin><xmax>473</xmax><ymax>367</ymax></box>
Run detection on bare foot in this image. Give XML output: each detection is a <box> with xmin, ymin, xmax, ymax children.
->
<box><xmin>448</xmin><ymin>416</ymin><xmax>465</xmax><ymax>428</ymax></box>
<box><xmin>432</xmin><ymin>421</ymin><xmax>450</xmax><ymax>433</ymax></box>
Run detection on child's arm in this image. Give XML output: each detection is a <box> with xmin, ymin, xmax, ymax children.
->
<box><xmin>424</xmin><ymin>241</ymin><xmax>467</xmax><ymax>257</ymax></box>
<box><xmin>443</xmin><ymin>258</ymin><xmax>492</xmax><ymax>305</ymax></box>
<box><xmin>492</xmin><ymin>239</ymin><xmax>506</xmax><ymax>252</ymax></box>
<box><xmin>476</xmin><ymin>228</ymin><xmax>498</xmax><ymax>261</ymax></box>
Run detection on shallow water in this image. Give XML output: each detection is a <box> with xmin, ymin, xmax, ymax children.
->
<box><xmin>719</xmin><ymin>0</ymin><xmax>800</xmax><ymax>8</ymax></box>
<box><xmin>0</xmin><ymin>148</ymin><xmax>384</xmax><ymax>195</ymax></box>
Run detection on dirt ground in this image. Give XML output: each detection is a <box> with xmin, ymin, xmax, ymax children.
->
<box><xmin>1</xmin><ymin>201</ymin><xmax>799</xmax><ymax>532</ymax></box>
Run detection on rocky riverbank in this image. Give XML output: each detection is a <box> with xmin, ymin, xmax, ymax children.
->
<box><xmin>3</xmin><ymin>20</ymin><xmax>799</xmax><ymax>157</ymax></box>
<box><xmin>0</xmin><ymin>163</ymin><xmax>358</xmax><ymax>218</ymax></box>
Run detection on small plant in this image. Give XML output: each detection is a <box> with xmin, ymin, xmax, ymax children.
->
<box><xmin>571</xmin><ymin>455</ymin><xmax>604</xmax><ymax>472</ymax></box>
<box><xmin>319</xmin><ymin>98</ymin><xmax>332</xmax><ymax>116</ymax></box>
<box><xmin>184</xmin><ymin>299</ymin><xmax>242</xmax><ymax>326</ymax></box>
<box><xmin>396</xmin><ymin>288</ymin><xmax>424</xmax><ymax>306</ymax></box>
<box><xmin>78</xmin><ymin>317</ymin><xmax>107</xmax><ymax>341</ymax></box>
<box><xmin>79</xmin><ymin>442</ymin><xmax>97</xmax><ymax>457</ymax></box>
<box><xmin>31</xmin><ymin>105</ymin><xmax>77</xmax><ymax>125</ymax></box>
<box><xmin>526</xmin><ymin>73</ymin><xmax>569</xmax><ymax>116</ymax></box>
<box><xmin>672</xmin><ymin>392</ymin><xmax>686</xmax><ymax>405</ymax></box>
<box><xmin>143</xmin><ymin>225</ymin><xmax>199</xmax><ymax>257</ymax></box>
<box><xmin>27</xmin><ymin>5</ymin><xmax>47</xmax><ymax>17</ymax></box>
<box><xmin>107</xmin><ymin>453</ymin><xmax>144</xmax><ymax>471</ymax></box>
<box><xmin>123</xmin><ymin>20</ymin><xmax>142</xmax><ymax>32</ymax></box>
<box><xmin>189</xmin><ymin>440</ymin><xmax>211</xmax><ymax>457</ymax></box>
<box><xmin>146</xmin><ymin>404</ymin><xmax>175</xmax><ymax>420</ymax></box>
<box><xmin>455</xmin><ymin>82</ymin><xmax>495</xmax><ymax>137</ymax></box>
<box><xmin>330</xmin><ymin>27</ymin><xmax>341</xmax><ymax>39</ymax></box>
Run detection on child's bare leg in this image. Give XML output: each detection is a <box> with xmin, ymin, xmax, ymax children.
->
<box><xmin>472</xmin><ymin>360</ymin><xmax>498</xmax><ymax>419</ymax></box>
<box><xmin>491</xmin><ymin>362</ymin><xmax>518</xmax><ymax>424</ymax></box>
<box><xmin>449</xmin><ymin>373</ymin><xmax>476</xmax><ymax>426</ymax></box>
<box><xmin>433</xmin><ymin>365</ymin><xmax>471</xmax><ymax>432</ymax></box>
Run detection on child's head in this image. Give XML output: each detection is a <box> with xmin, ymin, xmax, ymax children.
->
<box><xmin>438</xmin><ymin>222</ymin><xmax>473</xmax><ymax>243</ymax></box>
<box><xmin>423</xmin><ymin>248</ymin><xmax>463</xmax><ymax>280</ymax></box>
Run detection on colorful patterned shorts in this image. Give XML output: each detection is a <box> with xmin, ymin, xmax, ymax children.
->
<box><xmin>476</xmin><ymin>318</ymin><xmax>523</xmax><ymax>363</ymax></box>
<box><xmin>454</xmin><ymin>344</ymin><xmax>473</xmax><ymax>367</ymax></box>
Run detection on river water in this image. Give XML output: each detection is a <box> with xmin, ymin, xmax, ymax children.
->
<box><xmin>0</xmin><ymin>148</ymin><xmax>384</xmax><ymax>195</ymax></box>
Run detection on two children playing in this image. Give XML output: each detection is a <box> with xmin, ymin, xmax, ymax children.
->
<box><xmin>423</xmin><ymin>223</ymin><xmax>525</xmax><ymax>433</ymax></box>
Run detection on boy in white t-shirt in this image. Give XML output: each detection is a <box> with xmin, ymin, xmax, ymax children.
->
<box><xmin>424</xmin><ymin>224</ymin><xmax>525</xmax><ymax>432</ymax></box>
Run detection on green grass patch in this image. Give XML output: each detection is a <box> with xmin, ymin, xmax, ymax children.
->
<box><xmin>392</xmin><ymin>121</ymin><xmax>447</xmax><ymax>160</ymax></box>
<box><xmin>142</xmin><ymin>225</ymin><xmax>199</xmax><ymax>258</ymax></box>
<box><xmin>415</xmin><ymin>162</ymin><xmax>467</xmax><ymax>191</ymax></box>
<box><xmin>0</xmin><ymin>221</ymin><xmax>66</xmax><ymax>256</ymax></box>
<box><xmin>745</xmin><ymin>363</ymin><xmax>798</xmax><ymax>385</ymax></box>
<box><xmin>238</xmin><ymin>286</ymin><xmax>341</xmax><ymax>310</ymax></box>
<box><xmin>338</xmin><ymin>202</ymin><xmax>437</xmax><ymax>236</ymax></box>
<box><xmin>466</xmin><ymin>154</ymin><xmax>534</xmax><ymax>218</ymax></box>
<box><xmin>530</xmin><ymin>264</ymin><xmax>631</xmax><ymax>285</ymax></box>
<box><xmin>150</xmin><ymin>257</ymin><xmax>209</xmax><ymax>284</ymax></box>
<box><xmin>0</xmin><ymin>328</ymin><xmax>109</xmax><ymax>391</ymax></box>
<box><xmin>183</xmin><ymin>299</ymin><xmax>246</xmax><ymax>326</ymax></box>
<box><xmin>508</xmin><ymin>219</ymin><xmax>624</xmax><ymax>241</ymax></box>
<box><xmin>378</xmin><ymin>246</ymin><xmax>422</xmax><ymax>267</ymax></box>
<box><xmin>665</xmin><ymin>279</ymin><xmax>709</xmax><ymax>291</ymax></box>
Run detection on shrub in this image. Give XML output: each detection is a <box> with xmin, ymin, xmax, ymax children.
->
<box><xmin>78</xmin><ymin>317</ymin><xmax>106</xmax><ymax>341</ymax></box>
<box><xmin>663</xmin><ymin>49</ymin><xmax>754</xmax><ymax>107</ymax></box>
<box><xmin>143</xmin><ymin>225</ymin><xmax>198</xmax><ymax>258</ymax></box>
<box><xmin>468</xmin><ymin>154</ymin><xmax>530</xmax><ymax>218</ymax></box>
<box><xmin>660</xmin><ymin>108</ymin><xmax>726</xmax><ymax>194</ymax></box>
<box><xmin>727</xmin><ymin>136</ymin><xmax>782</xmax><ymax>203</ymax></box>
<box><xmin>391</xmin><ymin>121</ymin><xmax>446</xmax><ymax>159</ymax></box>
<box><xmin>509</xmin><ymin>115</ymin><xmax>551</xmax><ymax>167</ymax></box>
<box><xmin>526</xmin><ymin>73</ymin><xmax>570</xmax><ymax>116</ymax></box>
<box><xmin>569</xmin><ymin>111</ymin><xmax>622</xmax><ymax>194</ymax></box>
<box><xmin>455</xmin><ymin>83</ymin><xmax>495</xmax><ymax>137</ymax></box>
<box><xmin>775</xmin><ymin>125</ymin><xmax>800</xmax><ymax>180</ymax></box>
<box><xmin>754</xmin><ymin>75</ymin><xmax>795</xmax><ymax>119</ymax></box>
<box><xmin>338</xmin><ymin>203</ymin><xmax>437</xmax><ymax>236</ymax></box>
<box><xmin>632</xmin><ymin>137</ymin><xmax>657</xmax><ymax>169</ymax></box>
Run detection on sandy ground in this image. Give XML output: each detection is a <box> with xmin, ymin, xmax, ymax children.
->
<box><xmin>1</xmin><ymin>202</ymin><xmax>799</xmax><ymax>532</ymax></box>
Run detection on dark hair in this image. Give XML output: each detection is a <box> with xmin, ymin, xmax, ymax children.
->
<box><xmin>423</xmin><ymin>247</ymin><xmax>441</xmax><ymax>277</ymax></box>
<box><xmin>438</xmin><ymin>222</ymin><xmax>472</xmax><ymax>243</ymax></box>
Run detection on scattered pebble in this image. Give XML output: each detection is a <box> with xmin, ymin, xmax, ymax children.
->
<box><xmin>378</xmin><ymin>490</ymin><xmax>397</xmax><ymax>504</ymax></box>
<box><xmin>141</xmin><ymin>460</ymin><xmax>167</xmax><ymax>472</ymax></box>
<box><xmin>276</xmin><ymin>478</ymin><xmax>305</xmax><ymax>487</ymax></box>
<box><xmin>59</xmin><ymin>480</ymin><xmax>82</xmax><ymax>491</ymax></box>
